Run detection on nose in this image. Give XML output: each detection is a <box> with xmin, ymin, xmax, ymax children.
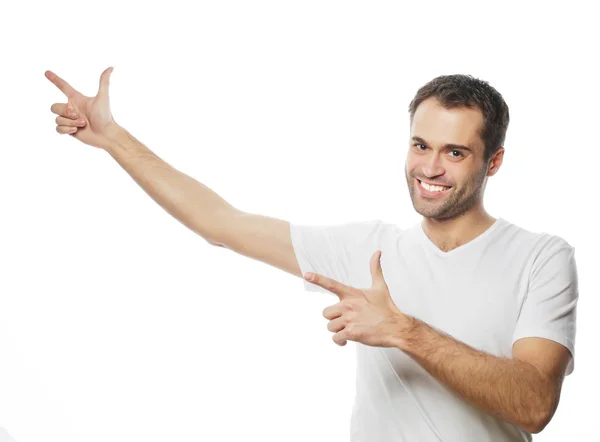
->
<box><xmin>421</xmin><ymin>152</ymin><xmax>446</xmax><ymax>178</ymax></box>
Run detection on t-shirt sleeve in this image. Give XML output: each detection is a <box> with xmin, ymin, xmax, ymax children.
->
<box><xmin>289</xmin><ymin>219</ymin><xmax>388</xmax><ymax>295</ymax></box>
<box><xmin>512</xmin><ymin>235</ymin><xmax>578</xmax><ymax>376</ymax></box>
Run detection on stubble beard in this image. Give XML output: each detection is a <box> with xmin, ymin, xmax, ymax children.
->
<box><xmin>405</xmin><ymin>165</ymin><xmax>488</xmax><ymax>221</ymax></box>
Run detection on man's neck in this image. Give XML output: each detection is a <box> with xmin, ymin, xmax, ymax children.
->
<box><xmin>421</xmin><ymin>212</ymin><xmax>497</xmax><ymax>253</ymax></box>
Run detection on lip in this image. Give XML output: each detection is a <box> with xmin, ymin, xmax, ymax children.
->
<box><xmin>416</xmin><ymin>178</ymin><xmax>452</xmax><ymax>198</ymax></box>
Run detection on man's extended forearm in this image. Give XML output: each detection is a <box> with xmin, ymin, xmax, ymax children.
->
<box><xmin>392</xmin><ymin>317</ymin><xmax>552</xmax><ymax>434</ymax></box>
<box><xmin>102</xmin><ymin>125</ymin><xmax>237</xmax><ymax>243</ymax></box>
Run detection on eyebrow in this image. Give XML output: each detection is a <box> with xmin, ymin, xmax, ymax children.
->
<box><xmin>411</xmin><ymin>136</ymin><xmax>474</xmax><ymax>152</ymax></box>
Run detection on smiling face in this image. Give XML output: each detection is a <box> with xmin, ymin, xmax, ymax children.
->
<box><xmin>405</xmin><ymin>96</ymin><xmax>503</xmax><ymax>221</ymax></box>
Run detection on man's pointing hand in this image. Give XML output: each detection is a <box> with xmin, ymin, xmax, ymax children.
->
<box><xmin>307</xmin><ymin>250</ymin><xmax>415</xmax><ymax>348</ymax></box>
<box><xmin>46</xmin><ymin>67</ymin><xmax>121</xmax><ymax>149</ymax></box>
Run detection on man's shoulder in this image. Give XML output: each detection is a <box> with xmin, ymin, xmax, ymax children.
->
<box><xmin>499</xmin><ymin>219</ymin><xmax>575</xmax><ymax>275</ymax></box>
<box><xmin>500</xmin><ymin>218</ymin><xmax>572</xmax><ymax>248</ymax></box>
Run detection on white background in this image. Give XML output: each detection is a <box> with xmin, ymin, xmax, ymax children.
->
<box><xmin>1</xmin><ymin>1</ymin><xmax>598</xmax><ymax>441</ymax></box>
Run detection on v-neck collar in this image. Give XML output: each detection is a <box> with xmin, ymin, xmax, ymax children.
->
<box><xmin>417</xmin><ymin>217</ymin><xmax>504</xmax><ymax>258</ymax></box>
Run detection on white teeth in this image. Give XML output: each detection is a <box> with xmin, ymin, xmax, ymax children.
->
<box><xmin>420</xmin><ymin>180</ymin><xmax>449</xmax><ymax>192</ymax></box>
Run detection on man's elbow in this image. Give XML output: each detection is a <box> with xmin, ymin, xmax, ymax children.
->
<box><xmin>527</xmin><ymin>407</ymin><xmax>553</xmax><ymax>434</ymax></box>
<box><xmin>527</xmin><ymin>420</ymin><xmax>547</xmax><ymax>434</ymax></box>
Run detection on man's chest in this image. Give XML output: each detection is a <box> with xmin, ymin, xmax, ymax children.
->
<box><xmin>381</xmin><ymin>254</ymin><xmax>530</xmax><ymax>357</ymax></box>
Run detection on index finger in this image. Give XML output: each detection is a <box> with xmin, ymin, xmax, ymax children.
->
<box><xmin>44</xmin><ymin>70</ymin><xmax>77</xmax><ymax>97</ymax></box>
<box><xmin>305</xmin><ymin>272</ymin><xmax>356</xmax><ymax>299</ymax></box>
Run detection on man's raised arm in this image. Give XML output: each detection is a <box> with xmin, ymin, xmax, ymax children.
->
<box><xmin>46</xmin><ymin>68</ymin><xmax>303</xmax><ymax>280</ymax></box>
<box><xmin>103</xmin><ymin>127</ymin><xmax>303</xmax><ymax>278</ymax></box>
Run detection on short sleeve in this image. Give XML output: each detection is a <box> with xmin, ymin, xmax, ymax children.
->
<box><xmin>289</xmin><ymin>219</ymin><xmax>388</xmax><ymax>295</ymax></box>
<box><xmin>512</xmin><ymin>236</ymin><xmax>578</xmax><ymax>376</ymax></box>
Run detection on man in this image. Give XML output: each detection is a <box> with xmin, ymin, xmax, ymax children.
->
<box><xmin>46</xmin><ymin>69</ymin><xmax>577</xmax><ymax>441</ymax></box>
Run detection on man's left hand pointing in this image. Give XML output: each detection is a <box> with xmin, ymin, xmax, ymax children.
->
<box><xmin>305</xmin><ymin>250</ymin><xmax>416</xmax><ymax>348</ymax></box>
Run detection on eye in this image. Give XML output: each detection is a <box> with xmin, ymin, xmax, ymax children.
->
<box><xmin>413</xmin><ymin>143</ymin><xmax>427</xmax><ymax>151</ymax></box>
<box><xmin>450</xmin><ymin>150</ymin><xmax>463</xmax><ymax>158</ymax></box>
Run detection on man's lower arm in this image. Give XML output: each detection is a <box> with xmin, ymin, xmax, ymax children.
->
<box><xmin>393</xmin><ymin>317</ymin><xmax>551</xmax><ymax>434</ymax></box>
<box><xmin>102</xmin><ymin>125</ymin><xmax>236</xmax><ymax>243</ymax></box>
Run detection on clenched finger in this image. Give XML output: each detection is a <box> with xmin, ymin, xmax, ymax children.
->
<box><xmin>56</xmin><ymin>125</ymin><xmax>79</xmax><ymax>135</ymax></box>
<box><xmin>50</xmin><ymin>103</ymin><xmax>79</xmax><ymax>119</ymax></box>
<box><xmin>333</xmin><ymin>331</ymin><xmax>348</xmax><ymax>346</ymax></box>
<box><xmin>55</xmin><ymin>115</ymin><xmax>86</xmax><ymax>127</ymax></box>
<box><xmin>323</xmin><ymin>302</ymin><xmax>349</xmax><ymax>320</ymax></box>
<box><xmin>327</xmin><ymin>317</ymin><xmax>347</xmax><ymax>333</ymax></box>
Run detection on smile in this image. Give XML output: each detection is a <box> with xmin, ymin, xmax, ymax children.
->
<box><xmin>416</xmin><ymin>178</ymin><xmax>452</xmax><ymax>198</ymax></box>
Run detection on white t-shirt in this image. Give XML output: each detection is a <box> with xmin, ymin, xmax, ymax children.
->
<box><xmin>289</xmin><ymin>217</ymin><xmax>577</xmax><ymax>442</ymax></box>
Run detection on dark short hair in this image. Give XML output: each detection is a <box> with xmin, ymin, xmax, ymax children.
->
<box><xmin>408</xmin><ymin>74</ymin><xmax>510</xmax><ymax>163</ymax></box>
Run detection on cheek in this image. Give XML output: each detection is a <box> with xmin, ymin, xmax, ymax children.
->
<box><xmin>405</xmin><ymin>153</ymin><xmax>426</xmax><ymax>171</ymax></box>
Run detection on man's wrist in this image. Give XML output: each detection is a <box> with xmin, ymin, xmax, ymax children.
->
<box><xmin>390</xmin><ymin>313</ymin><xmax>419</xmax><ymax>349</ymax></box>
<box><xmin>102</xmin><ymin>122</ymin><xmax>131</xmax><ymax>154</ymax></box>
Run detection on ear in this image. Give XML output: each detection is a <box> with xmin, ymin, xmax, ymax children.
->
<box><xmin>487</xmin><ymin>147</ymin><xmax>504</xmax><ymax>177</ymax></box>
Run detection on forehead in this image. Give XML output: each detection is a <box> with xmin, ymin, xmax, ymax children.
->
<box><xmin>410</xmin><ymin>97</ymin><xmax>484</xmax><ymax>149</ymax></box>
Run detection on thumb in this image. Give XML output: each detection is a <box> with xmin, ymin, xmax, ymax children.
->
<box><xmin>370</xmin><ymin>250</ymin><xmax>385</xmax><ymax>288</ymax></box>
<box><xmin>97</xmin><ymin>66</ymin><xmax>114</xmax><ymax>97</ymax></box>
